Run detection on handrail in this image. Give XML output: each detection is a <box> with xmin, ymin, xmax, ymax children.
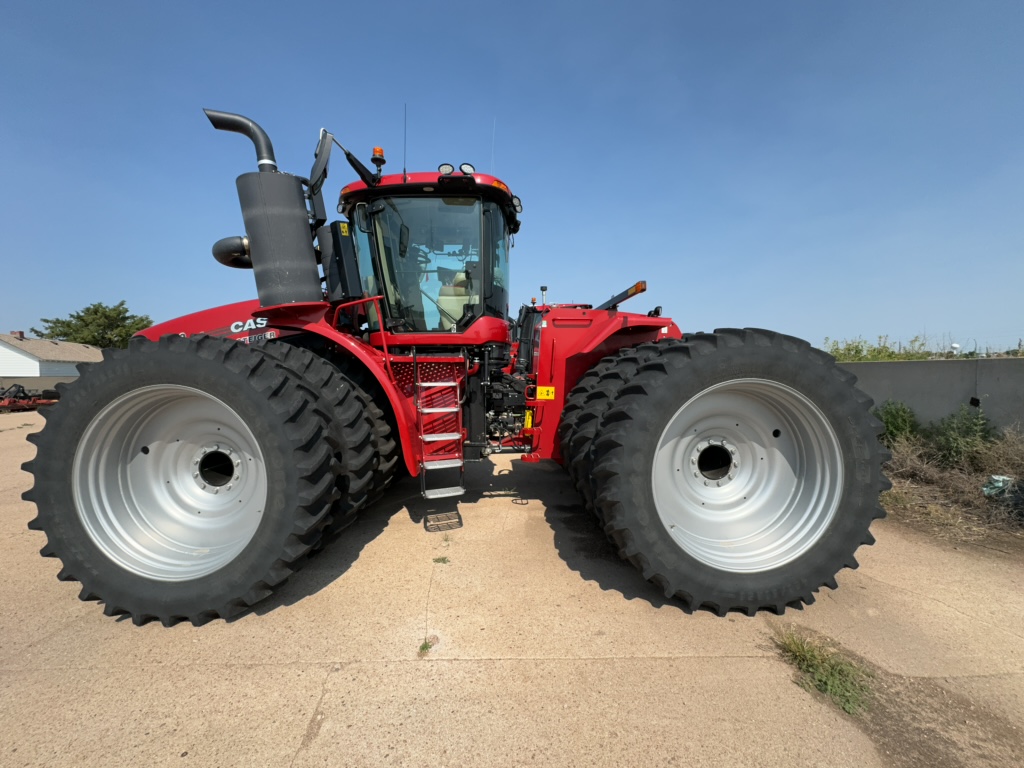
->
<box><xmin>331</xmin><ymin>295</ymin><xmax>394</xmax><ymax>382</ymax></box>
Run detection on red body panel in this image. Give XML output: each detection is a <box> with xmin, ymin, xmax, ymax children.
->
<box><xmin>341</xmin><ymin>172</ymin><xmax>512</xmax><ymax>197</ymax></box>
<box><xmin>521</xmin><ymin>306</ymin><xmax>683</xmax><ymax>463</ymax></box>
<box><xmin>139</xmin><ymin>300</ymin><xmax>508</xmax><ymax>476</ymax></box>
<box><xmin>139</xmin><ymin>297</ymin><xmax>682</xmax><ymax>471</ymax></box>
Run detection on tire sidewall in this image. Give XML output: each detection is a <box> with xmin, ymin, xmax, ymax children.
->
<box><xmin>607</xmin><ymin>336</ymin><xmax>881</xmax><ymax>604</ymax></box>
<box><xmin>34</xmin><ymin>339</ymin><xmax>312</xmax><ymax>616</ymax></box>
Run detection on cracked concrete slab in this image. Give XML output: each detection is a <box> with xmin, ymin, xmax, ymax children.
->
<box><xmin>3</xmin><ymin>410</ymin><xmax>1023</xmax><ymax>767</ymax></box>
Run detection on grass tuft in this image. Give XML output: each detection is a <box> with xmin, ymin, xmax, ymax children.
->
<box><xmin>432</xmin><ymin>556</ymin><xmax>449</xmax><ymax>564</ymax></box>
<box><xmin>773</xmin><ymin>627</ymin><xmax>871</xmax><ymax>714</ymax></box>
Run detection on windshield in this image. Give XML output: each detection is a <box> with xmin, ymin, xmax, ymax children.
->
<box><xmin>354</xmin><ymin>196</ymin><xmax>509</xmax><ymax>333</ymax></box>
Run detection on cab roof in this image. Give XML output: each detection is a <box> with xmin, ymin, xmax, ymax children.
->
<box><xmin>338</xmin><ymin>171</ymin><xmax>521</xmax><ymax>233</ymax></box>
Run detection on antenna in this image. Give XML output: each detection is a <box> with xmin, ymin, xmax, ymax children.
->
<box><xmin>403</xmin><ymin>103</ymin><xmax>408</xmax><ymax>183</ymax></box>
<box><xmin>490</xmin><ymin>117</ymin><xmax>496</xmax><ymax>174</ymax></box>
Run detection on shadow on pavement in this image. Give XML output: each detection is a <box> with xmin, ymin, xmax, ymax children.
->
<box><xmin>250</xmin><ymin>456</ymin><xmax>690</xmax><ymax>619</ymax></box>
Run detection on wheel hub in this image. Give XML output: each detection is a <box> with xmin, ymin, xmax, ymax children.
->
<box><xmin>192</xmin><ymin>444</ymin><xmax>243</xmax><ymax>493</ymax></box>
<box><xmin>691</xmin><ymin>436</ymin><xmax>739</xmax><ymax>487</ymax></box>
<box><xmin>652</xmin><ymin>378</ymin><xmax>843</xmax><ymax>573</ymax></box>
<box><xmin>73</xmin><ymin>385</ymin><xmax>268</xmax><ymax>582</ymax></box>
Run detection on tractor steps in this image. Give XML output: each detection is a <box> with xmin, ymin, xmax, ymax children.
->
<box><xmin>423</xmin><ymin>458</ymin><xmax>464</xmax><ymax>470</ymax></box>
<box><xmin>423</xmin><ymin>486</ymin><xmax>466</xmax><ymax>500</ymax></box>
<box><xmin>412</xmin><ymin>350</ymin><xmax>467</xmax><ymax>501</ymax></box>
<box><xmin>424</xmin><ymin>511</ymin><xmax>464</xmax><ymax>531</ymax></box>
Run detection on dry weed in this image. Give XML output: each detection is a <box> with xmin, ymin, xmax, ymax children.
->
<box><xmin>882</xmin><ymin>429</ymin><xmax>1024</xmax><ymax>540</ymax></box>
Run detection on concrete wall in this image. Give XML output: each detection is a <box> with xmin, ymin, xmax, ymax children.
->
<box><xmin>841</xmin><ymin>359</ymin><xmax>1024</xmax><ymax>429</ymax></box>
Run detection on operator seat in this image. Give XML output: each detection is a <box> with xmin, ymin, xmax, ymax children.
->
<box><xmin>437</xmin><ymin>272</ymin><xmax>477</xmax><ymax>327</ymax></box>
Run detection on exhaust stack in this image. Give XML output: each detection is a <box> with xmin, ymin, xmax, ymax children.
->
<box><xmin>205</xmin><ymin>109</ymin><xmax>322</xmax><ymax>307</ymax></box>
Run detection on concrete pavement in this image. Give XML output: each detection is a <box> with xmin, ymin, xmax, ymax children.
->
<box><xmin>2</xmin><ymin>411</ymin><xmax>1021</xmax><ymax>767</ymax></box>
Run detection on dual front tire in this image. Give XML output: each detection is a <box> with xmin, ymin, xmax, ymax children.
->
<box><xmin>561</xmin><ymin>329</ymin><xmax>888</xmax><ymax>615</ymax></box>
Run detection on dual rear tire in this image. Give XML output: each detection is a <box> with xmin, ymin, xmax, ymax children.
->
<box><xmin>23</xmin><ymin>335</ymin><xmax>375</xmax><ymax>626</ymax></box>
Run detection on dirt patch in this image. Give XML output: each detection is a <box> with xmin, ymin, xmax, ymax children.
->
<box><xmin>859</xmin><ymin>670</ymin><xmax>1023</xmax><ymax>768</ymax></box>
<box><xmin>774</xmin><ymin>626</ymin><xmax>1024</xmax><ymax>767</ymax></box>
<box><xmin>0</xmin><ymin>421</ymin><xmax>36</xmax><ymax>434</ymax></box>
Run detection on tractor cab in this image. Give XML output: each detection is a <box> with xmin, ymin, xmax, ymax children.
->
<box><xmin>336</xmin><ymin>163</ymin><xmax>522</xmax><ymax>339</ymax></box>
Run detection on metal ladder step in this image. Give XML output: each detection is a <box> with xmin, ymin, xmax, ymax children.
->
<box><xmin>419</xmin><ymin>406</ymin><xmax>459</xmax><ymax>413</ymax></box>
<box><xmin>418</xmin><ymin>381</ymin><xmax>458</xmax><ymax>388</ymax></box>
<box><xmin>422</xmin><ymin>432</ymin><xmax>461</xmax><ymax>442</ymax></box>
<box><xmin>424</xmin><ymin>511</ymin><xmax>463</xmax><ymax>532</ymax></box>
<box><xmin>423</xmin><ymin>486</ymin><xmax>466</xmax><ymax>499</ymax></box>
<box><xmin>423</xmin><ymin>458</ymin><xmax>464</xmax><ymax>470</ymax></box>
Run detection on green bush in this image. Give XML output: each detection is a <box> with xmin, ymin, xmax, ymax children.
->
<box><xmin>823</xmin><ymin>335</ymin><xmax>932</xmax><ymax>362</ymax></box>
<box><xmin>873</xmin><ymin>400</ymin><xmax>920</xmax><ymax>446</ymax></box>
<box><xmin>925</xmin><ymin>405</ymin><xmax>997</xmax><ymax>470</ymax></box>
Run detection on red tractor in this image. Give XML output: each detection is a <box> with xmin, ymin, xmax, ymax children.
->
<box><xmin>24</xmin><ymin>111</ymin><xmax>887</xmax><ymax>625</ymax></box>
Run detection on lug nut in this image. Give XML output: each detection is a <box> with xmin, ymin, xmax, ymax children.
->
<box><xmin>234</xmin><ymin>460</ymin><xmax>241</xmax><ymax>467</ymax></box>
<box><xmin>226</xmin><ymin>484</ymin><xmax>232</xmax><ymax>491</ymax></box>
<box><xmin>193</xmin><ymin>472</ymin><xmax>199</xmax><ymax>478</ymax></box>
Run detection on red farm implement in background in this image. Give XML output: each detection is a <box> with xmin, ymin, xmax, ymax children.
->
<box><xmin>0</xmin><ymin>385</ymin><xmax>57</xmax><ymax>414</ymax></box>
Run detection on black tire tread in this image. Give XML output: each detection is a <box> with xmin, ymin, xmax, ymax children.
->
<box><xmin>567</xmin><ymin>342</ymin><xmax>680</xmax><ymax>518</ymax></box>
<box><xmin>254</xmin><ymin>341</ymin><xmax>376</xmax><ymax>536</ymax></box>
<box><xmin>22</xmin><ymin>335</ymin><xmax>341</xmax><ymax>626</ymax></box>
<box><xmin>590</xmin><ymin>328</ymin><xmax>888</xmax><ymax>616</ymax></box>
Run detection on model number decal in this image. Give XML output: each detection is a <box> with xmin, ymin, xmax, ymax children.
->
<box><xmin>230</xmin><ymin>318</ymin><xmax>269</xmax><ymax>333</ymax></box>
<box><xmin>239</xmin><ymin>330</ymin><xmax>277</xmax><ymax>344</ymax></box>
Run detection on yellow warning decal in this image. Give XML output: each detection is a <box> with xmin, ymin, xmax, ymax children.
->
<box><xmin>536</xmin><ymin>386</ymin><xmax>556</xmax><ymax>400</ymax></box>
<box><xmin>340</xmin><ymin>222</ymin><xmax>349</xmax><ymax>235</ymax></box>
<box><xmin>524</xmin><ymin>409</ymin><xmax>534</xmax><ymax>429</ymax></box>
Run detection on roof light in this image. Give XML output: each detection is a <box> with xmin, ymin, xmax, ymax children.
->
<box><xmin>438</xmin><ymin>163</ymin><xmax>454</xmax><ymax>175</ymax></box>
<box><xmin>371</xmin><ymin>147</ymin><xmax>386</xmax><ymax>172</ymax></box>
<box><xmin>512</xmin><ymin>195</ymin><xmax>523</xmax><ymax>213</ymax></box>
<box><xmin>491</xmin><ymin>179</ymin><xmax>509</xmax><ymax>193</ymax></box>
<box><xmin>459</xmin><ymin>163</ymin><xmax>475</xmax><ymax>175</ymax></box>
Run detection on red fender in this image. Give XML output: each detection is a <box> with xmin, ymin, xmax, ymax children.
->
<box><xmin>139</xmin><ymin>300</ymin><xmax>421</xmax><ymax>476</ymax></box>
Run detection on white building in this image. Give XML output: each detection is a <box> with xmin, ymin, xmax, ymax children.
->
<box><xmin>0</xmin><ymin>332</ymin><xmax>104</xmax><ymax>390</ymax></box>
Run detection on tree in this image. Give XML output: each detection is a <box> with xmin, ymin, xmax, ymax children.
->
<box><xmin>31</xmin><ymin>301</ymin><xmax>152</xmax><ymax>349</ymax></box>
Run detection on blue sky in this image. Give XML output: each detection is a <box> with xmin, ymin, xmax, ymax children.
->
<box><xmin>1</xmin><ymin>1</ymin><xmax>1022</xmax><ymax>352</ymax></box>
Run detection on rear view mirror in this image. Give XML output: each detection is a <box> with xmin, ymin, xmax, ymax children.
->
<box><xmin>399</xmin><ymin>224</ymin><xmax>410</xmax><ymax>259</ymax></box>
<box><xmin>308</xmin><ymin>129</ymin><xmax>333</xmax><ymax>196</ymax></box>
<box><xmin>354</xmin><ymin>203</ymin><xmax>372</xmax><ymax>234</ymax></box>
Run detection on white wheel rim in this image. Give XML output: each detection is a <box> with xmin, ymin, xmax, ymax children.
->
<box><xmin>73</xmin><ymin>385</ymin><xmax>268</xmax><ymax>581</ymax></box>
<box><xmin>651</xmin><ymin>379</ymin><xmax>843</xmax><ymax>573</ymax></box>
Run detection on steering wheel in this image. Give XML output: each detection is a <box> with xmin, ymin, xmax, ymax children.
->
<box><xmin>411</xmin><ymin>244</ymin><xmax>432</xmax><ymax>266</ymax></box>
